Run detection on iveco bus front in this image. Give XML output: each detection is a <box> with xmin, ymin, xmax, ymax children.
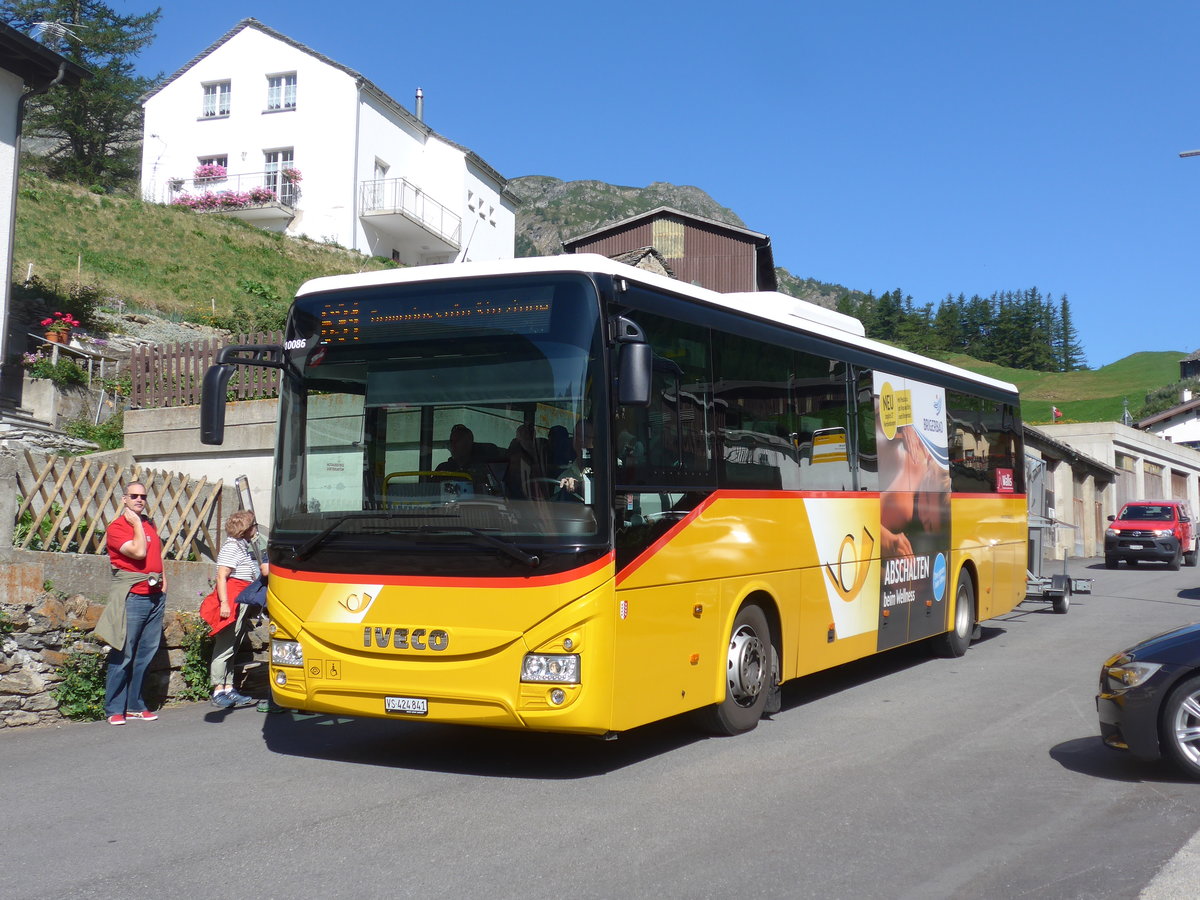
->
<box><xmin>201</xmin><ymin>259</ymin><xmax>651</xmax><ymax>733</ymax></box>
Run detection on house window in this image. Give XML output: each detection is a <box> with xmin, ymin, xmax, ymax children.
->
<box><xmin>267</xmin><ymin>73</ymin><xmax>297</xmax><ymax>111</ymax></box>
<box><xmin>265</xmin><ymin>148</ymin><xmax>296</xmax><ymax>205</ymax></box>
<box><xmin>195</xmin><ymin>155</ymin><xmax>228</xmax><ymax>184</ymax></box>
<box><xmin>202</xmin><ymin>81</ymin><xmax>231</xmax><ymax>118</ymax></box>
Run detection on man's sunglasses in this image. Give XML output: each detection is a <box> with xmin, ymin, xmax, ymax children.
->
<box><xmin>127</xmin><ymin>493</ymin><xmax>147</xmax><ymax>500</ymax></box>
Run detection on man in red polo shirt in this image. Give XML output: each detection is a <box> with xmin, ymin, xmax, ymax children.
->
<box><xmin>103</xmin><ymin>481</ymin><xmax>166</xmax><ymax>725</ymax></box>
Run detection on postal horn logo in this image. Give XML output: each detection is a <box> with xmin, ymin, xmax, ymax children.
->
<box><xmin>824</xmin><ymin>527</ymin><xmax>875</xmax><ymax>603</ymax></box>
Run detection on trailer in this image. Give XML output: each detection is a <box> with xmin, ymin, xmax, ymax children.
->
<box><xmin>1026</xmin><ymin>516</ymin><xmax>1093</xmax><ymax>614</ymax></box>
<box><xmin>1024</xmin><ymin>457</ymin><xmax>1092</xmax><ymax>614</ymax></box>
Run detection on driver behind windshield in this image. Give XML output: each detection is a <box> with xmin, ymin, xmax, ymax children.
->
<box><xmin>435</xmin><ymin>424</ymin><xmax>500</xmax><ymax>492</ymax></box>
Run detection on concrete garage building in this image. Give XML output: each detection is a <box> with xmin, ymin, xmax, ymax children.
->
<box><xmin>1041</xmin><ymin>421</ymin><xmax>1200</xmax><ymax>542</ymax></box>
<box><xmin>1024</xmin><ymin>424</ymin><xmax>1119</xmax><ymax>560</ymax></box>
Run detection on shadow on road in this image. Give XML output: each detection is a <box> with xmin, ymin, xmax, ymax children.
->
<box><xmin>775</xmin><ymin>629</ymin><xmax>1007</xmax><ymax>713</ymax></box>
<box><xmin>1050</xmin><ymin>735</ymin><xmax>1196</xmax><ymax>784</ymax></box>
<box><xmin>257</xmin><ymin>708</ymin><xmax>706</xmax><ymax>777</ymax></box>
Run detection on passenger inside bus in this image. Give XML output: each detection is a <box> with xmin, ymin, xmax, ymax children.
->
<box><xmin>505</xmin><ymin>423</ymin><xmax>552</xmax><ymax>499</ymax></box>
<box><xmin>556</xmin><ymin>422</ymin><xmax>593</xmax><ymax>502</ymax></box>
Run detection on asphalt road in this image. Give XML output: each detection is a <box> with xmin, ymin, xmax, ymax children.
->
<box><xmin>4</xmin><ymin>559</ymin><xmax>1200</xmax><ymax>900</ymax></box>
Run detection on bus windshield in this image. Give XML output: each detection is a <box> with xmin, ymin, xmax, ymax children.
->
<box><xmin>272</xmin><ymin>274</ymin><xmax>606</xmax><ymax>569</ymax></box>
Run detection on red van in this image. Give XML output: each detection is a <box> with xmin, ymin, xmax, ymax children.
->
<box><xmin>1105</xmin><ymin>500</ymin><xmax>1198</xmax><ymax>570</ymax></box>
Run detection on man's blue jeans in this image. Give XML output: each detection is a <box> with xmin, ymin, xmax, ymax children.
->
<box><xmin>104</xmin><ymin>591</ymin><xmax>166</xmax><ymax>716</ymax></box>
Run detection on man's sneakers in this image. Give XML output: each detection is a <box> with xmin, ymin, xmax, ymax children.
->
<box><xmin>211</xmin><ymin>690</ymin><xmax>257</xmax><ymax>709</ymax></box>
<box><xmin>108</xmin><ymin>710</ymin><xmax>158</xmax><ymax>724</ymax></box>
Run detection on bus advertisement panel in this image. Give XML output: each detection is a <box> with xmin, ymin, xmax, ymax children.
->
<box><xmin>876</xmin><ymin>374</ymin><xmax>951</xmax><ymax>650</ymax></box>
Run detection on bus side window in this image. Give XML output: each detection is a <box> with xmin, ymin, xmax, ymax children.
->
<box><xmin>791</xmin><ymin>351</ymin><xmax>854</xmax><ymax>491</ymax></box>
<box><xmin>854</xmin><ymin>371</ymin><xmax>879</xmax><ymax>491</ymax></box>
<box><xmin>947</xmin><ymin>393</ymin><xmax>1024</xmax><ymax>493</ymax></box>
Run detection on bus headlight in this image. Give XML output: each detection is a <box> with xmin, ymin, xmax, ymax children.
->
<box><xmin>272</xmin><ymin>639</ymin><xmax>304</xmax><ymax>667</ymax></box>
<box><xmin>521</xmin><ymin>653</ymin><xmax>580</xmax><ymax>684</ymax></box>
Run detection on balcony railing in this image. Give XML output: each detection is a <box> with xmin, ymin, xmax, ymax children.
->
<box><xmin>359</xmin><ymin>176</ymin><xmax>461</xmax><ymax>246</ymax></box>
<box><xmin>167</xmin><ymin>170</ymin><xmax>299</xmax><ymax>210</ymax></box>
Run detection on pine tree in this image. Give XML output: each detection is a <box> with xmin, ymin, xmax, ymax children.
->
<box><xmin>1057</xmin><ymin>295</ymin><xmax>1087</xmax><ymax>371</ymax></box>
<box><xmin>4</xmin><ymin>1</ymin><xmax>162</xmax><ymax>187</ymax></box>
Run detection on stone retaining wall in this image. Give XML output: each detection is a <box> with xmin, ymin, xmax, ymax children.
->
<box><xmin>0</xmin><ymin>592</ymin><xmax>267</xmax><ymax>728</ymax></box>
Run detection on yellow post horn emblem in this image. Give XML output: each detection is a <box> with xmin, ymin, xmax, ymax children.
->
<box><xmin>825</xmin><ymin>528</ymin><xmax>875</xmax><ymax>603</ymax></box>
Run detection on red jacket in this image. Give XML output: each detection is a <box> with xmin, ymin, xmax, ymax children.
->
<box><xmin>199</xmin><ymin>577</ymin><xmax>251</xmax><ymax>634</ymax></box>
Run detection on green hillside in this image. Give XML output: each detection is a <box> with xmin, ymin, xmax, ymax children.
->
<box><xmin>11</xmin><ymin>173</ymin><xmax>394</xmax><ymax>329</ymax></box>
<box><xmin>943</xmin><ymin>351</ymin><xmax>1186</xmax><ymax>424</ymax></box>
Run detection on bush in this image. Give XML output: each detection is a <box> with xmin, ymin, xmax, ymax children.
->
<box><xmin>65</xmin><ymin>411</ymin><xmax>124</xmax><ymax>451</ymax></box>
<box><xmin>14</xmin><ymin>496</ymin><xmax>83</xmax><ymax>551</ymax></box>
<box><xmin>17</xmin><ymin>274</ymin><xmax>103</xmax><ymax>328</ymax></box>
<box><xmin>52</xmin><ymin>642</ymin><xmax>108</xmax><ymax>721</ymax></box>
<box><xmin>178</xmin><ymin>618</ymin><xmax>214</xmax><ymax>701</ymax></box>
<box><xmin>22</xmin><ymin>351</ymin><xmax>87</xmax><ymax>389</ymax></box>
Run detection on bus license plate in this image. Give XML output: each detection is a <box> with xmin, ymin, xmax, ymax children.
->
<box><xmin>385</xmin><ymin>696</ymin><xmax>428</xmax><ymax>715</ymax></box>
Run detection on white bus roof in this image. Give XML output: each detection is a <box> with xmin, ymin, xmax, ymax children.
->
<box><xmin>297</xmin><ymin>254</ymin><xmax>1018</xmax><ymax>396</ymax></box>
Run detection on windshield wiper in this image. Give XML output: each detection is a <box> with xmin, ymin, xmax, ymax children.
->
<box><xmin>290</xmin><ymin>511</ymin><xmax>455</xmax><ymax>562</ymax></box>
<box><xmin>415</xmin><ymin>526</ymin><xmax>540</xmax><ymax>569</ymax></box>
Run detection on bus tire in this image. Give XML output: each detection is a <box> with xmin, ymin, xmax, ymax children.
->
<box><xmin>931</xmin><ymin>574</ymin><xmax>974</xmax><ymax>658</ymax></box>
<box><xmin>694</xmin><ymin>603</ymin><xmax>771</xmax><ymax>736</ymax></box>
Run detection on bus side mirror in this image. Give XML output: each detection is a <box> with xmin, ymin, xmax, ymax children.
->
<box><xmin>201</xmin><ymin>343</ymin><xmax>286</xmax><ymax>445</ymax></box>
<box><xmin>618</xmin><ymin>342</ymin><xmax>651</xmax><ymax>406</ymax></box>
<box><xmin>200</xmin><ymin>364</ymin><xmax>237</xmax><ymax>445</ymax></box>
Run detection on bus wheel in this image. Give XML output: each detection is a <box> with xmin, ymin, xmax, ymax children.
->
<box><xmin>695</xmin><ymin>604</ymin><xmax>771</xmax><ymax>736</ymax></box>
<box><xmin>931</xmin><ymin>574</ymin><xmax>974</xmax><ymax>658</ymax></box>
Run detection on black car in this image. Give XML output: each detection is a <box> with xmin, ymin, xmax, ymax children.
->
<box><xmin>1097</xmin><ymin>622</ymin><xmax>1200</xmax><ymax>778</ymax></box>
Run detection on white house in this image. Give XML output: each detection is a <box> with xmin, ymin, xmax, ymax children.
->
<box><xmin>1137</xmin><ymin>389</ymin><xmax>1200</xmax><ymax>451</ymax></box>
<box><xmin>0</xmin><ymin>23</ymin><xmax>87</xmax><ymax>416</ymax></box>
<box><xmin>139</xmin><ymin>18</ymin><xmax>517</xmax><ymax>266</ymax></box>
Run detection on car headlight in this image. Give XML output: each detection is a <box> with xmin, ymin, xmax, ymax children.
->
<box><xmin>521</xmin><ymin>653</ymin><xmax>580</xmax><ymax>684</ymax></box>
<box><xmin>1106</xmin><ymin>528</ymin><xmax>1119</xmax><ymax>538</ymax></box>
<box><xmin>272</xmin><ymin>639</ymin><xmax>304</xmax><ymax>667</ymax></box>
<box><xmin>1103</xmin><ymin>658</ymin><xmax>1162</xmax><ymax>692</ymax></box>
<box><xmin>1153</xmin><ymin>529</ymin><xmax>1172</xmax><ymax>537</ymax></box>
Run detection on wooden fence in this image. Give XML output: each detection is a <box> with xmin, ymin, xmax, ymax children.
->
<box><xmin>129</xmin><ymin>331</ymin><xmax>283</xmax><ymax>409</ymax></box>
<box><xmin>14</xmin><ymin>452</ymin><xmax>227</xmax><ymax>562</ymax></box>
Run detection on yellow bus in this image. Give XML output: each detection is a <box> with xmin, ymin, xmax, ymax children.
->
<box><xmin>201</xmin><ymin>255</ymin><xmax>1026</xmax><ymax>737</ymax></box>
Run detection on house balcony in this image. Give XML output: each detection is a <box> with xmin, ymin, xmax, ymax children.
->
<box><xmin>359</xmin><ymin>176</ymin><xmax>461</xmax><ymax>252</ymax></box>
<box><xmin>166</xmin><ymin>170</ymin><xmax>298</xmax><ymax>229</ymax></box>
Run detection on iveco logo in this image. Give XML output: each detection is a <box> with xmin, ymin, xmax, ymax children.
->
<box><xmin>363</xmin><ymin>626</ymin><xmax>450</xmax><ymax>651</ymax></box>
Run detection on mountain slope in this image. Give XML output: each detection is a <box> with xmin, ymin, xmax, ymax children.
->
<box><xmin>943</xmin><ymin>351</ymin><xmax>1186</xmax><ymax>424</ymax></box>
<box><xmin>510</xmin><ymin>175</ymin><xmax>857</xmax><ymax>309</ymax></box>
<box><xmin>509</xmin><ymin>175</ymin><xmax>746</xmax><ymax>257</ymax></box>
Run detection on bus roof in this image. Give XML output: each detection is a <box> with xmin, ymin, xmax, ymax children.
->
<box><xmin>296</xmin><ymin>254</ymin><xmax>1018</xmax><ymax>397</ymax></box>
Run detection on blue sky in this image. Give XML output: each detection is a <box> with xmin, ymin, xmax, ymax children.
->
<box><xmin>129</xmin><ymin>0</ymin><xmax>1200</xmax><ymax>368</ymax></box>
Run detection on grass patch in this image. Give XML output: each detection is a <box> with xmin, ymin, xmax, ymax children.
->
<box><xmin>12</xmin><ymin>174</ymin><xmax>395</xmax><ymax>323</ymax></box>
<box><xmin>944</xmin><ymin>351</ymin><xmax>1186</xmax><ymax>424</ymax></box>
